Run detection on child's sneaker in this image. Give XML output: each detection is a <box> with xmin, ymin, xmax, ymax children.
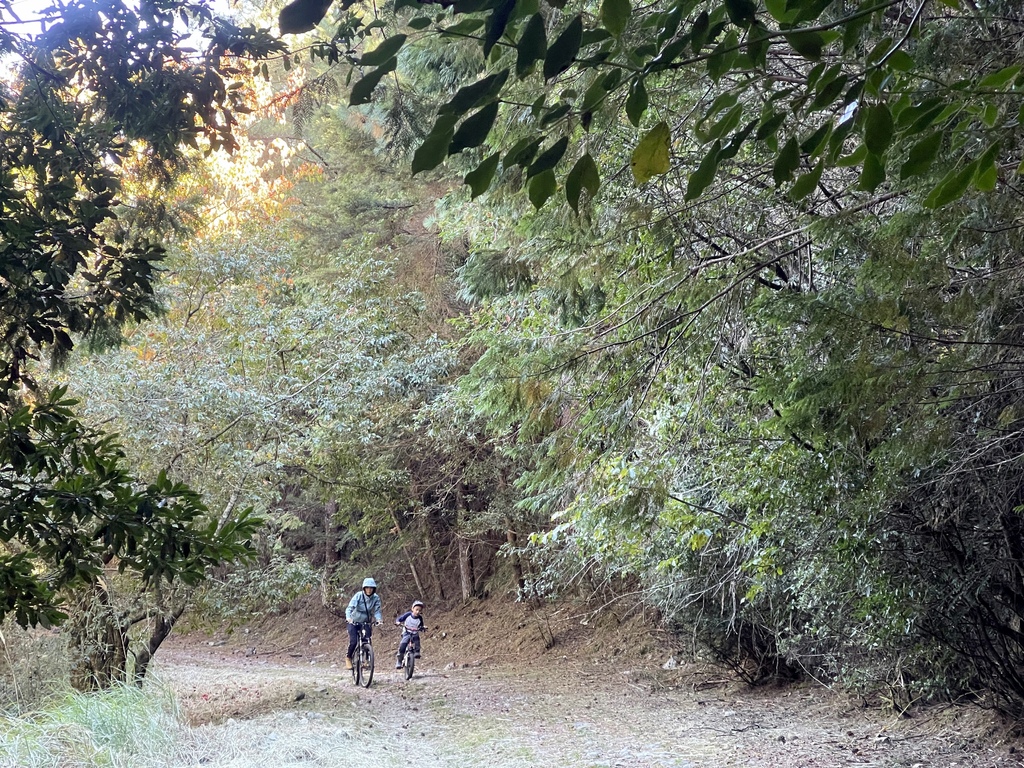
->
<box><xmin>395</xmin><ymin>662</ymin><xmax>402</xmax><ymax>669</ymax></box>
<box><xmin>414</xmin><ymin>653</ymin><xmax>421</xmax><ymax>658</ymax></box>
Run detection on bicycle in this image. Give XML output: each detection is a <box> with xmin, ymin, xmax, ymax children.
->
<box><xmin>396</xmin><ymin>625</ymin><xmax>425</xmax><ymax>680</ymax></box>
<box><xmin>398</xmin><ymin>631</ymin><xmax>416</xmax><ymax>679</ymax></box>
<box><xmin>350</xmin><ymin>623</ymin><xmax>375</xmax><ymax>688</ymax></box>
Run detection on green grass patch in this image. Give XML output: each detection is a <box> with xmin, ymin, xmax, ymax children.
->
<box><xmin>0</xmin><ymin>682</ymin><xmax>183</xmax><ymax>768</ymax></box>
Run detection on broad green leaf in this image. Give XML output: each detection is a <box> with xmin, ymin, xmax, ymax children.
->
<box><xmin>626</xmin><ymin>77</ymin><xmax>649</xmax><ymax>127</ymax></box>
<box><xmin>407</xmin><ymin>16</ymin><xmax>432</xmax><ymax>29</ymax></box>
<box><xmin>973</xmin><ymin>142</ymin><xmax>1000</xmax><ymax>191</ymax></box>
<box><xmin>895</xmin><ymin>98</ymin><xmax>944</xmax><ymax>132</ymax></box>
<box><xmin>516</xmin><ymin>13</ymin><xmax>547</xmax><ymax>78</ymax></box>
<box><xmin>690</xmin><ymin>10</ymin><xmax>710</xmax><ymax>52</ymax></box>
<box><xmin>791</xmin><ymin>0</ymin><xmax>833</xmax><ymax>23</ymax></box>
<box><xmin>772</xmin><ymin>136</ymin><xmax>800</xmax><ymax>185</ymax></box>
<box><xmin>923</xmin><ymin>160</ymin><xmax>978</xmax><ymax>207</ymax></box>
<box><xmin>412</xmin><ymin>125</ymin><xmax>455</xmax><ymax>174</ymax></box>
<box><xmin>539</xmin><ymin>103</ymin><xmax>571</xmax><ymax>126</ymax></box>
<box><xmin>785</xmin><ymin>30</ymin><xmax>824</xmax><ymax>60</ymax></box>
<box><xmin>836</xmin><ymin>144</ymin><xmax>867</xmax><ymax>167</ymax></box>
<box><xmin>441</xmin><ymin>18</ymin><xmax>486</xmax><ymax>35</ymax></box>
<box><xmin>719</xmin><ymin>119</ymin><xmax>757</xmax><ymax>160</ymax></box>
<box><xmin>810</xmin><ymin>72</ymin><xmax>848</xmax><ymax>111</ymax></box>
<box><xmin>656</xmin><ymin>3</ymin><xmax>684</xmax><ymax>44</ymax></box>
<box><xmin>978</xmin><ymin>65</ymin><xmax>1021</xmax><ymax>89</ymax></box>
<box><xmin>566</xmin><ymin>153</ymin><xmax>600</xmax><ymax>213</ymax></box>
<box><xmin>746</xmin><ymin>22</ymin><xmax>770</xmax><ymax>67</ymax></box>
<box><xmin>528</xmin><ymin>169</ymin><xmax>557</xmax><ymax>208</ymax></box>
<box><xmin>685</xmin><ymin>140</ymin><xmax>722</xmax><ymax>200</ymax></box>
<box><xmin>631</xmin><ymin>121</ymin><xmax>671</xmax><ymax>184</ymax></box>
<box><xmin>764</xmin><ymin>0</ymin><xmax>793</xmax><ymax>22</ymax></box>
<box><xmin>705</xmin><ymin>104</ymin><xmax>744</xmax><ymax>143</ymax></box>
<box><xmin>360</xmin><ymin>34</ymin><xmax>407</xmax><ymax>67</ymax></box>
<box><xmin>581</xmin><ymin>74</ymin><xmax>611</xmax><ymax>113</ymax></box>
<box><xmin>543</xmin><ymin>15</ymin><xmax>583</xmax><ymax>80</ymax></box>
<box><xmin>464</xmin><ymin>152</ymin><xmax>501</xmax><ymax>198</ymax></box>
<box><xmin>484</xmin><ymin>0</ymin><xmax>516</xmax><ymax>57</ymax></box>
<box><xmin>442</xmin><ymin>70</ymin><xmax>511</xmax><ymax>116</ymax></box>
<box><xmin>982</xmin><ymin>103</ymin><xmax>999</xmax><ymax>127</ymax></box>
<box><xmin>899</xmin><ymin>132</ymin><xmax>942</xmax><ymax>180</ymax></box>
<box><xmin>581</xmin><ymin>28</ymin><xmax>613</xmax><ymax>45</ymax></box>
<box><xmin>865</xmin><ymin>36</ymin><xmax>893</xmax><ymax>65</ymax></box>
<box><xmin>449</xmin><ymin>101</ymin><xmax>500</xmax><ymax>154</ymax></box>
<box><xmin>601</xmin><ymin>0</ymin><xmax>631</xmax><ymax>37</ymax></box>
<box><xmin>801</xmin><ymin>121</ymin><xmax>832</xmax><ymax>157</ymax></box>
<box><xmin>863</xmin><ymin>104</ymin><xmax>894</xmax><ymax>156</ymax></box>
<box><xmin>527</xmin><ymin>136</ymin><xmax>569</xmax><ymax>178</ymax></box>
<box><xmin>756</xmin><ymin>111</ymin><xmax>787</xmax><ymax>140</ymax></box>
<box><xmin>349</xmin><ymin>57</ymin><xmax>398</xmax><ymax>106</ymax></box>
<box><xmin>647</xmin><ymin>38</ymin><xmax>688</xmax><ymax>73</ymax></box>
<box><xmin>505</xmin><ymin>135</ymin><xmax>543</xmax><ymax>166</ymax></box>
<box><xmin>725</xmin><ymin>0</ymin><xmax>756</xmax><ymax>27</ymax></box>
<box><xmin>707</xmin><ymin>31</ymin><xmax>738</xmax><ymax>81</ymax></box>
<box><xmin>859</xmin><ymin>151</ymin><xmax>885</xmax><ymax>191</ymax></box>
<box><xmin>886</xmin><ymin>50</ymin><xmax>915</xmax><ymax>72</ymax></box>
<box><xmin>704</xmin><ymin>92</ymin><xmax>739</xmax><ymax>122</ymax></box>
<box><xmin>790</xmin><ymin>159</ymin><xmax>823</xmax><ymax>200</ymax></box>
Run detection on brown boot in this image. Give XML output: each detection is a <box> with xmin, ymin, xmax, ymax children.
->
<box><xmin>345</xmin><ymin>657</ymin><xmax>353</xmax><ymax>670</ymax></box>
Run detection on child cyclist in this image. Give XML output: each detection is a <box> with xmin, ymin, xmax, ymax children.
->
<box><xmin>345</xmin><ymin>577</ymin><xmax>383</xmax><ymax>670</ymax></box>
<box><xmin>395</xmin><ymin>600</ymin><xmax>426</xmax><ymax>669</ymax></box>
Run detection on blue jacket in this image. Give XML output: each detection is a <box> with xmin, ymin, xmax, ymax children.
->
<box><xmin>346</xmin><ymin>590</ymin><xmax>382</xmax><ymax>624</ymax></box>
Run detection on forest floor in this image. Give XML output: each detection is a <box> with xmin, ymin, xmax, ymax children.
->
<box><xmin>154</xmin><ymin>598</ymin><xmax>1024</xmax><ymax>767</ymax></box>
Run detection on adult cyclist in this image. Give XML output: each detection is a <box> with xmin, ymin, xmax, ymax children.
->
<box><xmin>345</xmin><ymin>577</ymin><xmax>383</xmax><ymax>670</ymax></box>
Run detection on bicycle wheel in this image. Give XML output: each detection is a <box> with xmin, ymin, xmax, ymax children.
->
<box><xmin>359</xmin><ymin>643</ymin><xmax>374</xmax><ymax>688</ymax></box>
<box><xmin>404</xmin><ymin>649</ymin><xmax>414</xmax><ymax>680</ymax></box>
<box><xmin>352</xmin><ymin>651</ymin><xmax>362</xmax><ymax>685</ymax></box>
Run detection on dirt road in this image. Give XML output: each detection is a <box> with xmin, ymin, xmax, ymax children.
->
<box><xmin>154</xmin><ymin>646</ymin><xmax>1021</xmax><ymax>768</ymax></box>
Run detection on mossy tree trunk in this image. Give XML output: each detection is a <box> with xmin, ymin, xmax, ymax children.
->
<box><xmin>67</xmin><ymin>583</ymin><xmax>128</xmax><ymax>691</ymax></box>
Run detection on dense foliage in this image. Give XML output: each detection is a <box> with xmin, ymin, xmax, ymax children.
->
<box><xmin>0</xmin><ymin>0</ymin><xmax>282</xmax><ymax>686</ymax></box>
<box><xmin>266</xmin><ymin>0</ymin><xmax>1024</xmax><ymax>711</ymax></box>
<box><xmin>6</xmin><ymin>0</ymin><xmax>1024</xmax><ymax>715</ymax></box>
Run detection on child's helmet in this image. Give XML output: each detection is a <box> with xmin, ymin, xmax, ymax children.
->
<box><xmin>362</xmin><ymin>577</ymin><xmax>378</xmax><ymax>589</ymax></box>
<box><xmin>412</xmin><ymin>600</ymin><xmax>424</xmax><ymax>608</ymax></box>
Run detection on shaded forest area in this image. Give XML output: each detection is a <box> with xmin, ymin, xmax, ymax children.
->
<box><xmin>3</xmin><ymin>0</ymin><xmax>1024</xmax><ymax>723</ymax></box>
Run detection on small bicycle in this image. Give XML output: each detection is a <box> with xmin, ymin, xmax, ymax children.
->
<box><xmin>351</xmin><ymin>623</ymin><xmax>375</xmax><ymax>688</ymax></box>
<box><xmin>396</xmin><ymin>626</ymin><xmax>425</xmax><ymax>680</ymax></box>
<box><xmin>398</xmin><ymin>632</ymin><xmax>416</xmax><ymax>680</ymax></box>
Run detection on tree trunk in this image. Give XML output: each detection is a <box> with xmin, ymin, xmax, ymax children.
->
<box><xmin>389</xmin><ymin>507</ymin><xmax>426</xmax><ymax>598</ymax></box>
<box><xmin>506</xmin><ymin>525</ymin><xmax>526</xmax><ymax>593</ymax></box>
<box><xmin>67</xmin><ymin>582</ymin><xmax>128</xmax><ymax>691</ymax></box>
<box><xmin>324</xmin><ymin>500</ymin><xmax>339</xmax><ymax>567</ymax></box>
<box><xmin>458</xmin><ymin>536</ymin><xmax>475</xmax><ymax>602</ymax></box>
<box><xmin>422</xmin><ymin>516</ymin><xmax>446</xmax><ymax>601</ymax></box>
<box><xmin>132</xmin><ymin>602</ymin><xmax>186</xmax><ymax>684</ymax></box>
<box><xmin>456</xmin><ymin>482</ymin><xmax>475</xmax><ymax>602</ymax></box>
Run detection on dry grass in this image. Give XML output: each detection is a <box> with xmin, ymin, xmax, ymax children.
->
<box><xmin>0</xmin><ymin>622</ymin><xmax>68</xmax><ymax>713</ymax></box>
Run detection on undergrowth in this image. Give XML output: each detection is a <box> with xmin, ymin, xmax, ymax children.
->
<box><xmin>0</xmin><ymin>682</ymin><xmax>183</xmax><ymax>768</ymax></box>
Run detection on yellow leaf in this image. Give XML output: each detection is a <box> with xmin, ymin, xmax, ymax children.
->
<box><xmin>631</xmin><ymin>121</ymin><xmax>672</xmax><ymax>184</ymax></box>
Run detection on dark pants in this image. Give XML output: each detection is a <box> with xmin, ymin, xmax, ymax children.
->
<box><xmin>397</xmin><ymin>631</ymin><xmax>421</xmax><ymax>659</ymax></box>
<box><xmin>347</xmin><ymin>622</ymin><xmax>373</xmax><ymax>659</ymax></box>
